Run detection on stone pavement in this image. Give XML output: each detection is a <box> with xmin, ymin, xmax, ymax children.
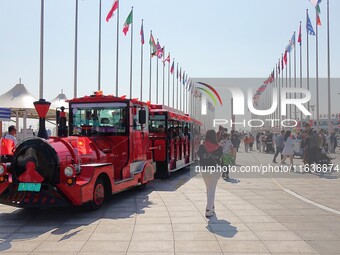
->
<box><xmin>1</xmin><ymin>147</ymin><xmax>340</xmax><ymax>254</ymax></box>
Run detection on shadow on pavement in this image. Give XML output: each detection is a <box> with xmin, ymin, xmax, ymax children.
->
<box><xmin>206</xmin><ymin>215</ymin><xmax>238</xmax><ymax>238</ymax></box>
<box><xmin>0</xmin><ymin>185</ymin><xmax>154</xmax><ymax>252</ymax></box>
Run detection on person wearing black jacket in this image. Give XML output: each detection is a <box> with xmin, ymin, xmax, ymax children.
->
<box><xmin>197</xmin><ymin>130</ymin><xmax>223</xmax><ymax>217</ymax></box>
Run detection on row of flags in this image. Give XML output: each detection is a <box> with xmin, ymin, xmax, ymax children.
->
<box><xmin>105</xmin><ymin>0</ymin><xmax>202</xmax><ymax>104</ymax></box>
<box><xmin>253</xmin><ymin>0</ymin><xmax>322</xmax><ymax>106</ymax></box>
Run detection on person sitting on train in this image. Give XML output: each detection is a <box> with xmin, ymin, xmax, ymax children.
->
<box><xmin>158</xmin><ymin>125</ymin><xmax>165</xmax><ymax>133</ymax></box>
<box><xmin>175</xmin><ymin>126</ymin><xmax>184</xmax><ymax>139</ymax></box>
<box><xmin>184</xmin><ymin>126</ymin><xmax>191</xmax><ymax>140</ymax></box>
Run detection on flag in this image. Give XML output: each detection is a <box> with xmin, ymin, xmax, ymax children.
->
<box><xmin>176</xmin><ymin>64</ymin><xmax>179</xmax><ymax>78</ymax></box>
<box><xmin>316</xmin><ymin>3</ymin><xmax>321</xmax><ymax>26</ymax></box>
<box><xmin>309</xmin><ymin>0</ymin><xmax>321</xmax><ymax>7</ymax></box>
<box><xmin>122</xmin><ymin>10</ymin><xmax>133</xmax><ymax>36</ymax></box>
<box><xmin>179</xmin><ymin>68</ymin><xmax>182</xmax><ymax>81</ymax></box>
<box><xmin>278</xmin><ymin>60</ymin><xmax>281</xmax><ymax>74</ymax></box>
<box><xmin>149</xmin><ymin>33</ymin><xmax>157</xmax><ymax>52</ymax></box>
<box><xmin>281</xmin><ymin>57</ymin><xmax>284</xmax><ymax>70</ymax></box>
<box><xmin>298</xmin><ymin>22</ymin><xmax>302</xmax><ymax>45</ymax></box>
<box><xmin>163</xmin><ymin>53</ymin><xmax>170</xmax><ymax>66</ymax></box>
<box><xmin>307</xmin><ymin>13</ymin><xmax>316</xmax><ymax>36</ymax></box>
<box><xmin>170</xmin><ymin>61</ymin><xmax>174</xmax><ymax>74</ymax></box>
<box><xmin>290</xmin><ymin>32</ymin><xmax>296</xmax><ymax>48</ymax></box>
<box><xmin>140</xmin><ymin>21</ymin><xmax>144</xmax><ymax>45</ymax></box>
<box><xmin>286</xmin><ymin>42</ymin><xmax>292</xmax><ymax>53</ymax></box>
<box><xmin>106</xmin><ymin>0</ymin><xmax>118</xmax><ymax>22</ymax></box>
<box><xmin>284</xmin><ymin>50</ymin><xmax>288</xmax><ymax>65</ymax></box>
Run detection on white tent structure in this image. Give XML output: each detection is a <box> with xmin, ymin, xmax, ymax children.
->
<box><xmin>0</xmin><ymin>83</ymin><xmax>65</xmax><ymax>139</ymax></box>
<box><xmin>50</xmin><ymin>90</ymin><xmax>68</xmax><ymax>110</ymax></box>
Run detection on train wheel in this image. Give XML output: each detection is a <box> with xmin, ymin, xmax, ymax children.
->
<box><xmin>88</xmin><ymin>178</ymin><xmax>105</xmax><ymax>210</ymax></box>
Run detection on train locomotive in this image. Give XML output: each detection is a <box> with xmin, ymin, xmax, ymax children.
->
<box><xmin>0</xmin><ymin>92</ymin><xmax>201</xmax><ymax>209</ymax></box>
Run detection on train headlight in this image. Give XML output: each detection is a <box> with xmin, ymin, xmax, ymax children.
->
<box><xmin>64</xmin><ymin>166</ymin><xmax>75</xmax><ymax>177</ymax></box>
<box><xmin>0</xmin><ymin>164</ymin><xmax>5</xmax><ymax>175</ymax></box>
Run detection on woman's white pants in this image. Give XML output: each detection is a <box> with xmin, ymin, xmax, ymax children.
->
<box><xmin>202</xmin><ymin>170</ymin><xmax>221</xmax><ymax>211</ymax></box>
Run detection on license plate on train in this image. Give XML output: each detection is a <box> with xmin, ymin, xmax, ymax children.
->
<box><xmin>18</xmin><ymin>183</ymin><xmax>41</xmax><ymax>192</ymax></box>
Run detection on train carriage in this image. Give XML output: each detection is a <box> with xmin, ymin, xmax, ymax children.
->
<box><xmin>149</xmin><ymin>104</ymin><xmax>202</xmax><ymax>179</ymax></box>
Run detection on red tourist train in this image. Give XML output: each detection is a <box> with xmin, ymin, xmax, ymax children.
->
<box><xmin>0</xmin><ymin>92</ymin><xmax>201</xmax><ymax>209</ymax></box>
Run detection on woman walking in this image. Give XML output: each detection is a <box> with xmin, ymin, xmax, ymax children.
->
<box><xmin>281</xmin><ymin>131</ymin><xmax>295</xmax><ymax>169</ymax></box>
<box><xmin>197</xmin><ymin>130</ymin><xmax>223</xmax><ymax>217</ymax></box>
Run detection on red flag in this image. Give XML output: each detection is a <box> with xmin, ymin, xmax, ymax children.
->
<box><xmin>283</xmin><ymin>50</ymin><xmax>288</xmax><ymax>65</ymax></box>
<box><xmin>162</xmin><ymin>53</ymin><xmax>170</xmax><ymax>66</ymax></box>
<box><xmin>106</xmin><ymin>0</ymin><xmax>118</xmax><ymax>22</ymax></box>
<box><xmin>170</xmin><ymin>61</ymin><xmax>174</xmax><ymax>74</ymax></box>
<box><xmin>298</xmin><ymin>22</ymin><xmax>302</xmax><ymax>45</ymax></box>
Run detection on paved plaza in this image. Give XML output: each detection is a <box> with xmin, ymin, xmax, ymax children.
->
<box><xmin>1</xmin><ymin>148</ymin><xmax>340</xmax><ymax>255</ymax></box>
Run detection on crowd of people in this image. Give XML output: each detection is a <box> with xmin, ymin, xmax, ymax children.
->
<box><xmin>197</xmin><ymin>125</ymin><xmax>338</xmax><ymax>217</ymax></box>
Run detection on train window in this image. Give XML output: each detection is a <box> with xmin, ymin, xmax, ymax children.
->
<box><xmin>70</xmin><ymin>102</ymin><xmax>128</xmax><ymax>136</ymax></box>
<box><xmin>149</xmin><ymin>114</ymin><xmax>166</xmax><ymax>133</ymax></box>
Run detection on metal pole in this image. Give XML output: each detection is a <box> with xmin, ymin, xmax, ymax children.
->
<box><xmin>172</xmin><ymin>58</ymin><xmax>175</xmax><ymax>107</ymax></box>
<box><xmin>316</xmin><ymin>7</ymin><xmax>320</xmax><ymax>130</ymax></box>
<box><xmin>327</xmin><ymin>0</ymin><xmax>332</xmax><ymax>133</ymax></box>
<box><xmin>98</xmin><ymin>0</ymin><xmax>101</xmax><ymax>91</ymax></box>
<box><xmin>294</xmin><ymin>31</ymin><xmax>297</xmax><ymax>121</ymax></box>
<box><xmin>306</xmin><ymin>10</ymin><xmax>310</xmax><ymax>117</ymax></box>
<box><xmin>149</xmin><ymin>31</ymin><xmax>152</xmax><ymax>102</ymax></box>
<box><xmin>140</xmin><ymin>19</ymin><xmax>143</xmax><ymax>101</ymax></box>
<box><xmin>115</xmin><ymin>0</ymin><xmax>120</xmax><ymax>96</ymax></box>
<box><xmin>129</xmin><ymin>7</ymin><xmax>133</xmax><ymax>99</ymax></box>
<box><xmin>39</xmin><ymin>0</ymin><xmax>44</xmax><ymax>99</ymax></box>
<box><xmin>176</xmin><ymin>63</ymin><xmax>179</xmax><ymax>109</ymax></box>
<box><xmin>73</xmin><ymin>0</ymin><xmax>78</xmax><ymax>98</ymax></box>
<box><xmin>299</xmin><ymin>22</ymin><xmax>303</xmax><ymax>125</ymax></box>
<box><xmin>168</xmin><ymin>54</ymin><xmax>170</xmax><ymax>106</ymax></box>
<box><xmin>162</xmin><ymin>47</ymin><xmax>165</xmax><ymax>104</ymax></box>
<box><xmin>156</xmin><ymin>40</ymin><xmax>159</xmax><ymax>104</ymax></box>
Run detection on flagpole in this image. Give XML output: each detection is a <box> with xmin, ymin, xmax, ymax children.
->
<box><xmin>149</xmin><ymin>31</ymin><xmax>152</xmax><ymax>102</ymax></box>
<box><xmin>176</xmin><ymin>64</ymin><xmax>179</xmax><ymax>109</ymax></box>
<box><xmin>327</xmin><ymin>0</ymin><xmax>331</xmax><ymax>133</ymax></box>
<box><xmin>299</xmin><ymin>22</ymin><xmax>303</xmax><ymax>125</ymax></box>
<box><xmin>306</xmin><ymin>10</ymin><xmax>310</xmax><ymax>119</ymax></box>
<box><xmin>289</xmin><ymin>50</ymin><xmax>292</xmax><ymax>120</ymax></box>
<box><xmin>167</xmin><ymin>53</ymin><xmax>170</xmax><ymax>106</ymax></box>
<box><xmin>281</xmin><ymin>55</ymin><xmax>284</xmax><ymax>123</ymax></box>
<box><xmin>285</xmin><ymin>53</ymin><xmax>288</xmax><ymax>120</ymax></box>
<box><xmin>172</xmin><ymin>58</ymin><xmax>175</xmax><ymax>108</ymax></box>
<box><xmin>140</xmin><ymin>19</ymin><xmax>144</xmax><ymax>101</ymax></box>
<box><xmin>294</xmin><ymin>31</ymin><xmax>297</xmax><ymax>121</ymax></box>
<box><xmin>179</xmin><ymin>69</ymin><xmax>182</xmax><ymax>111</ymax></box>
<box><xmin>98</xmin><ymin>0</ymin><xmax>102</xmax><ymax>91</ymax></box>
<box><xmin>315</xmin><ymin>6</ymin><xmax>320</xmax><ymax>130</ymax></box>
<box><xmin>156</xmin><ymin>39</ymin><xmax>159</xmax><ymax>104</ymax></box>
<box><xmin>129</xmin><ymin>7</ymin><xmax>134</xmax><ymax>99</ymax></box>
<box><xmin>73</xmin><ymin>0</ymin><xmax>79</xmax><ymax>98</ymax></box>
<box><xmin>162</xmin><ymin>47</ymin><xmax>165</xmax><ymax>105</ymax></box>
<box><xmin>115</xmin><ymin>0</ymin><xmax>120</xmax><ymax>96</ymax></box>
<box><xmin>39</xmin><ymin>0</ymin><xmax>44</xmax><ymax>99</ymax></box>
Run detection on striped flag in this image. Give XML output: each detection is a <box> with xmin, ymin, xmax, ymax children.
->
<box><xmin>122</xmin><ymin>9</ymin><xmax>133</xmax><ymax>36</ymax></box>
<box><xmin>306</xmin><ymin>13</ymin><xmax>316</xmax><ymax>35</ymax></box>
<box><xmin>106</xmin><ymin>0</ymin><xmax>118</xmax><ymax>22</ymax></box>
<box><xmin>149</xmin><ymin>33</ymin><xmax>157</xmax><ymax>53</ymax></box>
<box><xmin>170</xmin><ymin>61</ymin><xmax>174</xmax><ymax>74</ymax></box>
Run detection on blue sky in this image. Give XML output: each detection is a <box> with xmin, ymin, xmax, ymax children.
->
<box><xmin>0</xmin><ymin>0</ymin><xmax>339</xmax><ymax>102</ymax></box>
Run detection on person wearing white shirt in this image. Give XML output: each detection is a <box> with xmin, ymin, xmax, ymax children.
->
<box><xmin>4</xmin><ymin>125</ymin><xmax>17</xmax><ymax>145</ymax></box>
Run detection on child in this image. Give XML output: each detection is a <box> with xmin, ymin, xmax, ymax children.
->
<box><xmin>219</xmin><ymin>132</ymin><xmax>234</xmax><ymax>179</ymax></box>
